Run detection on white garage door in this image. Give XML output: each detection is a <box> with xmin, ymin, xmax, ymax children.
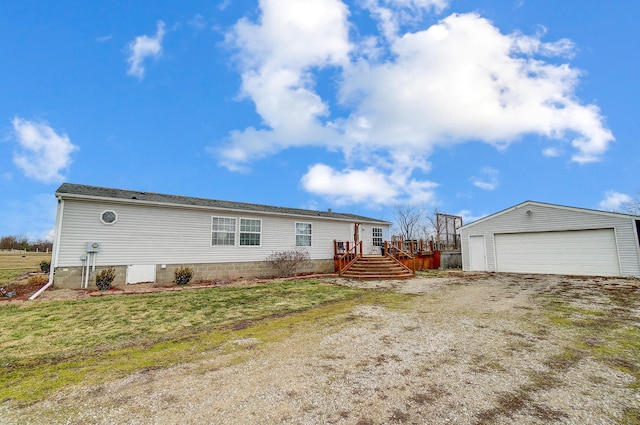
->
<box><xmin>495</xmin><ymin>229</ymin><xmax>621</xmax><ymax>276</ymax></box>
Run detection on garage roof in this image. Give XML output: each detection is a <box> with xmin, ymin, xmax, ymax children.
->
<box><xmin>461</xmin><ymin>200</ymin><xmax>639</xmax><ymax>230</ymax></box>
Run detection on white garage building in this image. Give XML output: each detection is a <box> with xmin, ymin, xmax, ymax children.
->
<box><xmin>460</xmin><ymin>201</ymin><xmax>640</xmax><ymax>277</ymax></box>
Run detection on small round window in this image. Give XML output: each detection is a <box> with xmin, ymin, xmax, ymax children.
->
<box><xmin>100</xmin><ymin>210</ymin><xmax>118</xmax><ymax>225</ymax></box>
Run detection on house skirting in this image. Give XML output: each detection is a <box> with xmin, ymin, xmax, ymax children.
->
<box><xmin>439</xmin><ymin>252</ymin><xmax>462</xmax><ymax>269</ymax></box>
<box><xmin>53</xmin><ymin>259</ymin><xmax>334</xmax><ymax>289</ymax></box>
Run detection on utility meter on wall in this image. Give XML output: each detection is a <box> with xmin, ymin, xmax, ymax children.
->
<box><xmin>86</xmin><ymin>242</ymin><xmax>100</xmax><ymax>252</ymax></box>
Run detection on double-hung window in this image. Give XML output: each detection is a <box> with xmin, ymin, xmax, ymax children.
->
<box><xmin>372</xmin><ymin>227</ymin><xmax>383</xmax><ymax>247</ymax></box>
<box><xmin>296</xmin><ymin>222</ymin><xmax>312</xmax><ymax>246</ymax></box>
<box><xmin>212</xmin><ymin>217</ymin><xmax>236</xmax><ymax>246</ymax></box>
<box><xmin>240</xmin><ymin>218</ymin><xmax>261</xmax><ymax>246</ymax></box>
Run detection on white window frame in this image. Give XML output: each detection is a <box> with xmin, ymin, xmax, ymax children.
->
<box><xmin>212</xmin><ymin>216</ymin><xmax>236</xmax><ymax>246</ymax></box>
<box><xmin>372</xmin><ymin>227</ymin><xmax>383</xmax><ymax>247</ymax></box>
<box><xmin>295</xmin><ymin>222</ymin><xmax>312</xmax><ymax>247</ymax></box>
<box><xmin>239</xmin><ymin>218</ymin><xmax>262</xmax><ymax>246</ymax></box>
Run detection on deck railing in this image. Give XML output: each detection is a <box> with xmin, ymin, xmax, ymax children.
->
<box><xmin>388</xmin><ymin>238</ymin><xmax>460</xmax><ymax>254</ymax></box>
<box><xmin>333</xmin><ymin>239</ymin><xmax>445</xmax><ymax>273</ymax></box>
<box><xmin>384</xmin><ymin>242</ymin><xmax>417</xmax><ymax>272</ymax></box>
<box><xmin>335</xmin><ymin>240</ymin><xmax>363</xmax><ymax>276</ymax></box>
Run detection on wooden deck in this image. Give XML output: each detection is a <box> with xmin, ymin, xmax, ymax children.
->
<box><xmin>333</xmin><ymin>240</ymin><xmax>442</xmax><ymax>279</ymax></box>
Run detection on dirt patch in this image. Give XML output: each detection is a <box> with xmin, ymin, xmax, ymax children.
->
<box><xmin>2</xmin><ymin>272</ymin><xmax>639</xmax><ymax>424</ymax></box>
<box><xmin>1</xmin><ymin>274</ymin><xmax>336</xmax><ymax>302</ymax></box>
<box><xmin>0</xmin><ymin>277</ymin><xmax>49</xmax><ymax>302</ymax></box>
<box><xmin>0</xmin><ymin>278</ymin><xmax>259</xmax><ymax>303</ymax></box>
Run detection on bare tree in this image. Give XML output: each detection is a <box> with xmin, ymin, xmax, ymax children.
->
<box><xmin>393</xmin><ymin>206</ymin><xmax>434</xmax><ymax>240</ymax></box>
<box><xmin>621</xmin><ymin>196</ymin><xmax>640</xmax><ymax>216</ymax></box>
<box><xmin>392</xmin><ymin>207</ymin><xmax>463</xmax><ymax>252</ymax></box>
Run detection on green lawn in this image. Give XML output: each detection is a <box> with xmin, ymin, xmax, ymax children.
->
<box><xmin>0</xmin><ymin>279</ymin><xmax>400</xmax><ymax>404</ymax></box>
<box><xmin>0</xmin><ymin>251</ymin><xmax>51</xmax><ymax>285</ymax></box>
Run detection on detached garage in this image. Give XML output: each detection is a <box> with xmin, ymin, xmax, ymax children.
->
<box><xmin>461</xmin><ymin>201</ymin><xmax>640</xmax><ymax>278</ymax></box>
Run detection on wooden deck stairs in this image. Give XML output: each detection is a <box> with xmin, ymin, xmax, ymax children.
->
<box><xmin>340</xmin><ymin>255</ymin><xmax>415</xmax><ymax>280</ymax></box>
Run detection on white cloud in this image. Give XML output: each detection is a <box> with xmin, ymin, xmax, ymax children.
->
<box><xmin>301</xmin><ymin>163</ymin><xmax>437</xmax><ymax>206</ymax></box>
<box><xmin>599</xmin><ymin>190</ymin><xmax>632</xmax><ymax>212</ymax></box>
<box><xmin>188</xmin><ymin>14</ymin><xmax>206</xmax><ymax>32</ymax></box>
<box><xmin>470</xmin><ymin>166</ymin><xmax>499</xmax><ymax>191</ymax></box>
<box><xmin>216</xmin><ymin>3</ymin><xmax>614</xmax><ymax>207</ymax></box>
<box><xmin>215</xmin><ymin>0</ymin><xmax>352</xmax><ymax>170</ymax></box>
<box><xmin>542</xmin><ymin>146</ymin><xmax>563</xmax><ymax>157</ymax></box>
<box><xmin>340</xmin><ymin>13</ymin><xmax>613</xmax><ymax>163</ymax></box>
<box><xmin>456</xmin><ymin>209</ymin><xmax>487</xmax><ymax>225</ymax></box>
<box><xmin>510</xmin><ymin>26</ymin><xmax>575</xmax><ymax>58</ymax></box>
<box><xmin>126</xmin><ymin>21</ymin><xmax>166</xmax><ymax>79</ymax></box>
<box><xmin>11</xmin><ymin>117</ymin><xmax>79</xmax><ymax>183</ymax></box>
<box><xmin>361</xmin><ymin>0</ymin><xmax>449</xmax><ymax>40</ymax></box>
<box><xmin>302</xmin><ymin>164</ymin><xmax>398</xmax><ymax>205</ymax></box>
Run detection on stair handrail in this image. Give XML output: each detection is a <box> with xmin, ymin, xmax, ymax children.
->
<box><xmin>338</xmin><ymin>241</ymin><xmax>363</xmax><ymax>276</ymax></box>
<box><xmin>385</xmin><ymin>242</ymin><xmax>417</xmax><ymax>272</ymax></box>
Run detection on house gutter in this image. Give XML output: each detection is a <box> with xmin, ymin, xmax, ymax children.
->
<box><xmin>29</xmin><ymin>198</ymin><xmax>64</xmax><ymax>301</ymax></box>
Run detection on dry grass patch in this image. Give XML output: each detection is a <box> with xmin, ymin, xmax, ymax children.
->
<box><xmin>0</xmin><ymin>251</ymin><xmax>50</xmax><ymax>285</ymax></box>
<box><xmin>409</xmin><ymin>384</ymin><xmax>449</xmax><ymax>404</ymax></box>
<box><xmin>0</xmin><ymin>279</ymin><xmax>370</xmax><ymax>404</ymax></box>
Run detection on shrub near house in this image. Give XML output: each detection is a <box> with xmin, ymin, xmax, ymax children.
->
<box><xmin>96</xmin><ymin>267</ymin><xmax>116</xmax><ymax>291</ymax></box>
<box><xmin>265</xmin><ymin>248</ymin><xmax>313</xmax><ymax>277</ymax></box>
<box><xmin>174</xmin><ymin>267</ymin><xmax>194</xmax><ymax>285</ymax></box>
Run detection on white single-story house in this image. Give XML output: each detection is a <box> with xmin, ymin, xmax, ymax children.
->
<box><xmin>51</xmin><ymin>183</ymin><xmax>392</xmax><ymax>289</ymax></box>
<box><xmin>460</xmin><ymin>201</ymin><xmax>640</xmax><ymax>277</ymax></box>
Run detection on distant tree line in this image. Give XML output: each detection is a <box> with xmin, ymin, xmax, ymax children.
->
<box><xmin>0</xmin><ymin>235</ymin><xmax>53</xmax><ymax>252</ymax></box>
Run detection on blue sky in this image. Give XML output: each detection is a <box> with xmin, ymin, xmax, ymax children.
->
<box><xmin>2</xmin><ymin>0</ymin><xmax>639</xmax><ymax>240</ymax></box>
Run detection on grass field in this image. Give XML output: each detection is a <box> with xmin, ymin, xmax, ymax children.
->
<box><xmin>2</xmin><ymin>274</ymin><xmax>638</xmax><ymax>423</ymax></box>
<box><xmin>0</xmin><ymin>251</ymin><xmax>51</xmax><ymax>285</ymax></box>
<box><xmin>0</xmin><ymin>279</ymin><xmax>395</xmax><ymax>404</ymax></box>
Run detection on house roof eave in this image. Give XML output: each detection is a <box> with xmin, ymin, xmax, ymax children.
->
<box><xmin>55</xmin><ymin>183</ymin><xmax>392</xmax><ymax>225</ymax></box>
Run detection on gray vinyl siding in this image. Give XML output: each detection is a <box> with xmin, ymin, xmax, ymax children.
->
<box><xmin>460</xmin><ymin>202</ymin><xmax>640</xmax><ymax>277</ymax></box>
<box><xmin>56</xmin><ymin>199</ymin><xmax>383</xmax><ymax>267</ymax></box>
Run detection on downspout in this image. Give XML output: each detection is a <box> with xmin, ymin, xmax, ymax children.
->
<box><xmin>28</xmin><ymin>278</ymin><xmax>53</xmax><ymax>300</ymax></box>
<box><xmin>29</xmin><ymin>198</ymin><xmax>64</xmax><ymax>300</ymax></box>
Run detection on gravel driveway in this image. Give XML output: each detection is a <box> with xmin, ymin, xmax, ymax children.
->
<box><xmin>3</xmin><ymin>272</ymin><xmax>639</xmax><ymax>424</ymax></box>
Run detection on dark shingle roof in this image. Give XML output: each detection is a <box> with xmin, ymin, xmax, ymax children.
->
<box><xmin>56</xmin><ymin>183</ymin><xmax>390</xmax><ymax>224</ymax></box>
